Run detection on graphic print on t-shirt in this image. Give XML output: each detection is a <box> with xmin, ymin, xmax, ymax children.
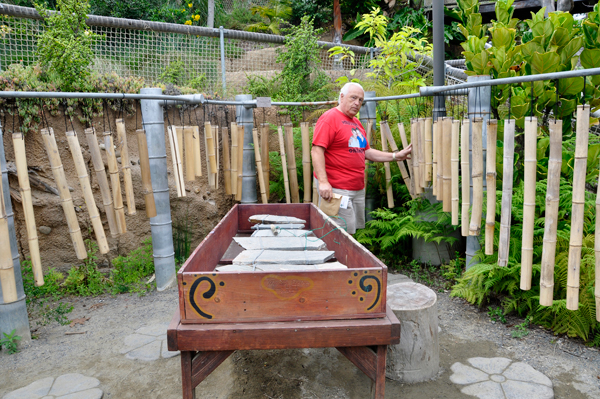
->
<box><xmin>348</xmin><ymin>127</ymin><xmax>367</xmax><ymax>149</ymax></box>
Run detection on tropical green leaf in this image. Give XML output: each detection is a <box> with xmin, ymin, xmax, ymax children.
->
<box><xmin>530</xmin><ymin>51</ymin><xmax>559</xmax><ymax>74</ymax></box>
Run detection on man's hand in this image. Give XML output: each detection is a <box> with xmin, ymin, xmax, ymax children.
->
<box><xmin>318</xmin><ymin>181</ymin><xmax>333</xmax><ymax>201</ymax></box>
<box><xmin>395</xmin><ymin>143</ymin><xmax>412</xmax><ymax>161</ymax></box>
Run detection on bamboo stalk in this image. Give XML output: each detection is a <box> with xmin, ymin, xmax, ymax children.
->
<box><xmin>261</xmin><ymin>123</ymin><xmax>270</xmax><ymax>197</ymax></box>
<box><xmin>313</xmin><ymin>179</ymin><xmax>318</xmax><ymax>204</ymax></box>
<box><xmin>596</xmin><ymin>159</ymin><xmax>600</xmax><ymax>321</ymax></box>
<box><xmin>203</xmin><ymin>122</ymin><xmax>216</xmax><ymax>189</ymax></box>
<box><xmin>411</xmin><ymin>119</ymin><xmax>422</xmax><ymax>195</ymax></box>
<box><xmin>214</xmin><ymin>125</ymin><xmax>220</xmax><ymax>190</ymax></box>
<box><xmin>205</xmin><ymin>122</ymin><xmax>217</xmax><ymax>174</ymax></box>
<box><xmin>41</xmin><ymin>128</ymin><xmax>87</xmax><ymax>259</ymax></box>
<box><xmin>84</xmin><ymin>127</ymin><xmax>118</xmax><ymax>237</ymax></box>
<box><xmin>12</xmin><ymin>133</ymin><xmax>43</xmax><ymax>285</ymax></box>
<box><xmin>398</xmin><ymin>123</ymin><xmax>415</xmax><ymax>197</ymax></box>
<box><xmin>460</xmin><ymin>119</ymin><xmax>470</xmax><ymax>237</ymax></box>
<box><xmin>253</xmin><ymin>128</ymin><xmax>268</xmax><ymax>203</ymax></box>
<box><xmin>235</xmin><ymin>122</ymin><xmax>244</xmax><ymax>201</ymax></box>
<box><xmin>432</xmin><ymin>119</ymin><xmax>439</xmax><ymax>196</ymax></box>
<box><xmin>521</xmin><ymin>116</ymin><xmax>538</xmax><ymax>291</ymax></box>
<box><xmin>301</xmin><ymin>122</ymin><xmax>312</xmax><ymax>203</ymax></box>
<box><xmin>0</xmin><ymin>169</ymin><xmax>16</xmax><ymax>302</ymax></box>
<box><xmin>442</xmin><ymin>117</ymin><xmax>452</xmax><ymax>212</ymax></box>
<box><xmin>167</xmin><ymin>126</ymin><xmax>185</xmax><ymax>197</ymax></box>
<box><xmin>419</xmin><ymin>118</ymin><xmax>426</xmax><ymax>188</ymax></box>
<box><xmin>451</xmin><ymin>120</ymin><xmax>460</xmax><ymax>226</ymax></box>
<box><xmin>193</xmin><ymin>126</ymin><xmax>202</xmax><ymax>177</ymax></box>
<box><xmin>497</xmin><ymin>120</ymin><xmax>515</xmax><ymax>266</ymax></box>
<box><xmin>182</xmin><ymin>126</ymin><xmax>196</xmax><ymax>183</ymax></box>
<box><xmin>469</xmin><ymin>118</ymin><xmax>484</xmax><ymax>236</ymax></box>
<box><xmin>278</xmin><ymin>126</ymin><xmax>291</xmax><ymax>204</ymax></box>
<box><xmin>380</xmin><ymin>122</ymin><xmax>394</xmax><ymax>208</ymax></box>
<box><xmin>135</xmin><ymin>129</ymin><xmax>157</xmax><ymax>218</ymax></box>
<box><xmin>104</xmin><ymin>131</ymin><xmax>127</xmax><ymax>234</ymax></box>
<box><xmin>116</xmin><ymin>119</ymin><xmax>136</xmax><ymax>215</ymax></box>
<box><xmin>567</xmin><ymin>105</ymin><xmax>590</xmax><ymax>309</ymax></box>
<box><xmin>485</xmin><ymin>120</ymin><xmax>498</xmax><ymax>255</ymax></box>
<box><xmin>540</xmin><ymin>119</ymin><xmax>563</xmax><ymax>305</ymax></box>
<box><xmin>424</xmin><ymin>117</ymin><xmax>433</xmax><ymax>183</ymax></box>
<box><xmin>436</xmin><ymin>118</ymin><xmax>444</xmax><ymax>201</ymax></box>
<box><xmin>65</xmin><ymin>131</ymin><xmax>109</xmax><ymax>255</ymax></box>
<box><xmin>230</xmin><ymin>123</ymin><xmax>238</xmax><ymax>196</ymax></box>
<box><xmin>222</xmin><ymin>127</ymin><xmax>232</xmax><ymax>195</ymax></box>
<box><xmin>364</xmin><ymin>120</ymin><xmax>373</xmax><ymax>190</ymax></box>
<box><xmin>381</xmin><ymin>121</ymin><xmax>413</xmax><ymax>199</ymax></box>
<box><xmin>284</xmin><ymin>123</ymin><xmax>300</xmax><ymax>203</ymax></box>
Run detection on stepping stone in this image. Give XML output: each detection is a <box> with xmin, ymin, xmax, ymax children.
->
<box><xmin>233</xmin><ymin>237</ymin><xmax>326</xmax><ymax>251</ymax></box>
<box><xmin>48</xmin><ymin>374</ymin><xmax>100</xmax><ymax>397</ymax></box>
<box><xmin>248</xmin><ymin>214</ymin><xmax>306</xmax><ymax>224</ymax></box>
<box><xmin>121</xmin><ymin>323</ymin><xmax>179</xmax><ymax>361</ymax></box>
<box><xmin>3</xmin><ymin>377</ymin><xmax>54</xmax><ymax>399</ymax></box>
<box><xmin>251</xmin><ymin>223</ymin><xmax>305</xmax><ymax>230</ymax></box>
<box><xmin>126</xmin><ymin>340</ymin><xmax>162</xmax><ymax>361</ymax></box>
<box><xmin>56</xmin><ymin>388</ymin><xmax>103</xmax><ymax>399</ymax></box>
<box><xmin>4</xmin><ymin>374</ymin><xmax>102</xmax><ymax>399</ymax></box>
<box><xmin>251</xmin><ymin>229</ymin><xmax>312</xmax><ymax>237</ymax></box>
<box><xmin>450</xmin><ymin>357</ymin><xmax>553</xmax><ymax>399</ymax></box>
<box><xmin>161</xmin><ymin>340</ymin><xmax>180</xmax><ymax>359</ymax></box>
<box><xmin>233</xmin><ymin>250</ymin><xmax>335</xmax><ymax>265</ymax></box>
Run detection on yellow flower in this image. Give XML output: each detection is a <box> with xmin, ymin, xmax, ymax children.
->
<box><xmin>188</xmin><ymin>3</ymin><xmax>193</xmax><ymax>7</ymax></box>
<box><xmin>185</xmin><ymin>20</ymin><xmax>192</xmax><ymax>25</ymax></box>
<box><xmin>193</xmin><ymin>14</ymin><xmax>200</xmax><ymax>21</ymax></box>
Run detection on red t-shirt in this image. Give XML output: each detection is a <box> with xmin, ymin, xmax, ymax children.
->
<box><xmin>312</xmin><ymin>108</ymin><xmax>370</xmax><ymax>191</ymax></box>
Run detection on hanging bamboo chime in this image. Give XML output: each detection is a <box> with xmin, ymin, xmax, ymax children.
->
<box><xmin>460</xmin><ymin>119</ymin><xmax>470</xmax><ymax>237</ymax></box>
<box><xmin>167</xmin><ymin>125</ymin><xmax>185</xmax><ymax>197</ymax></box>
<box><xmin>485</xmin><ymin>120</ymin><xmax>498</xmax><ymax>255</ymax></box>
<box><xmin>497</xmin><ymin>119</ymin><xmax>516</xmax><ymax>266</ymax></box>
<box><xmin>301</xmin><ymin>122</ymin><xmax>312</xmax><ymax>204</ymax></box>
<box><xmin>230</xmin><ymin>123</ymin><xmax>238</xmax><ymax>197</ymax></box>
<box><xmin>116</xmin><ymin>119</ymin><xmax>136</xmax><ymax>215</ymax></box>
<box><xmin>432</xmin><ymin>119</ymin><xmax>440</xmax><ymax>196</ymax></box>
<box><xmin>85</xmin><ymin>127</ymin><xmax>118</xmax><ymax>237</ymax></box>
<box><xmin>424</xmin><ymin>117</ymin><xmax>433</xmax><ymax>183</ymax></box>
<box><xmin>235</xmin><ymin>122</ymin><xmax>244</xmax><ymax>201</ymax></box>
<box><xmin>567</xmin><ymin>105</ymin><xmax>590</xmax><ymax>310</ymax></box>
<box><xmin>204</xmin><ymin>122</ymin><xmax>217</xmax><ymax>189</ymax></box>
<box><xmin>469</xmin><ymin>118</ymin><xmax>484</xmax><ymax>236</ymax></box>
<box><xmin>451</xmin><ymin>119</ymin><xmax>460</xmax><ymax>226</ymax></box>
<box><xmin>193</xmin><ymin>125</ymin><xmax>203</xmax><ymax>178</ymax></box>
<box><xmin>12</xmin><ymin>133</ymin><xmax>44</xmax><ymax>285</ymax></box>
<box><xmin>252</xmin><ymin>128</ymin><xmax>268</xmax><ymax>203</ymax></box>
<box><xmin>380</xmin><ymin>122</ymin><xmax>394</xmax><ymax>208</ymax></box>
<box><xmin>41</xmin><ymin>128</ymin><xmax>87</xmax><ymax>259</ymax></box>
<box><xmin>222</xmin><ymin>127</ymin><xmax>232</xmax><ymax>195</ymax></box>
<box><xmin>411</xmin><ymin>119</ymin><xmax>422</xmax><ymax>195</ymax></box>
<box><xmin>539</xmin><ymin>119</ymin><xmax>563</xmax><ymax>305</ymax></box>
<box><xmin>284</xmin><ymin>123</ymin><xmax>300</xmax><ymax>203</ymax></box>
<box><xmin>520</xmin><ymin>116</ymin><xmax>537</xmax><ymax>290</ymax></box>
<box><xmin>381</xmin><ymin>121</ymin><xmax>413</xmax><ymax>199</ymax></box>
<box><xmin>419</xmin><ymin>118</ymin><xmax>427</xmax><ymax>188</ymax></box>
<box><xmin>135</xmin><ymin>129</ymin><xmax>157</xmax><ymax>218</ymax></box>
<box><xmin>183</xmin><ymin>126</ymin><xmax>196</xmax><ymax>183</ymax></box>
<box><xmin>0</xmin><ymin>168</ymin><xmax>16</xmax><ymax>303</ymax></box>
<box><xmin>277</xmin><ymin>126</ymin><xmax>291</xmax><ymax>204</ymax></box>
<box><xmin>398</xmin><ymin>123</ymin><xmax>415</xmax><ymax>197</ymax></box>
<box><xmin>442</xmin><ymin>117</ymin><xmax>452</xmax><ymax>212</ymax></box>
<box><xmin>261</xmin><ymin>123</ymin><xmax>270</xmax><ymax>197</ymax></box>
<box><xmin>436</xmin><ymin>118</ymin><xmax>445</xmax><ymax>202</ymax></box>
<box><xmin>104</xmin><ymin>131</ymin><xmax>127</xmax><ymax>234</ymax></box>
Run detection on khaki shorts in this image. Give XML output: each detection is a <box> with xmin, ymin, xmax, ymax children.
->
<box><xmin>315</xmin><ymin>178</ymin><xmax>365</xmax><ymax>234</ymax></box>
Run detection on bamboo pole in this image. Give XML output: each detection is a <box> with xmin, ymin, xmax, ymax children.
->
<box><xmin>419</xmin><ymin>118</ymin><xmax>426</xmax><ymax>188</ymax></box>
<box><xmin>451</xmin><ymin>120</ymin><xmax>460</xmax><ymax>225</ymax></box>
<box><xmin>116</xmin><ymin>119</ymin><xmax>136</xmax><ymax>215</ymax></box>
<box><xmin>424</xmin><ymin>117</ymin><xmax>433</xmax><ymax>183</ymax></box>
<box><xmin>104</xmin><ymin>131</ymin><xmax>127</xmax><ymax>234</ymax></box>
<box><xmin>278</xmin><ymin>126</ymin><xmax>291</xmax><ymax>204</ymax></box>
<box><xmin>214</xmin><ymin>125</ymin><xmax>220</xmax><ymax>190</ymax></box>
<box><xmin>411</xmin><ymin>119</ymin><xmax>422</xmax><ymax>195</ymax></box>
<box><xmin>436</xmin><ymin>118</ymin><xmax>445</xmax><ymax>201</ymax></box>
<box><xmin>222</xmin><ymin>127</ymin><xmax>232</xmax><ymax>195</ymax></box>
<box><xmin>135</xmin><ymin>129</ymin><xmax>157</xmax><ymax>218</ymax></box>
<box><xmin>65</xmin><ymin>131</ymin><xmax>109</xmax><ymax>255</ymax></box>
<box><xmin>380</xmin><ymin>122</ymin><xmax>394</xmax><ymax>208</ymax></box>
<box><xmin>175</xmin><ymin>126</ymin><xmax>185</xmax><ymax>184</ymax></box>
<box><xmin>230</xmin><ymin>123</ymin><xmax>237</xmax><ymax>196</ymax></box>
<box><xmin>193</xmin><ymin>126</ymin><xmax>202</xmax><ymax>177</ymax></box>
<box><xmin>203</xmin><ymin>122</ymin><xmax>216</xmax><ymax>189</ymax></box>
<box><xmin>285</xmin><ymin>123</ymin><xmax>300</xmax><ymax>203</ymax></box>
<box><xmin>235</xmin><ymin>122</ymin><xmax>244</xmax><ymax>201</ymax></box>
<box><xmin>540</xmin><ymin>119</ymin><xmax>563</xmax><ymax>305</ymax></box>
<box><xmin>381</xmin><ymin>121</ymin><xmax>413</xmax><ymax>199</ymax></box>
<box><xmin>12</xmin><ymin>133</ymin><xmax>43</xmax><ymax>285</ymax></box>
<box><xmin>167</xmin><ymin>125</ymin><xmax>185</xmax><ymax>197</ymax></box>
<box><xmin>84</xmin><ymin>127</ymin><xmax>118</xmax><ymax>237</ymax></box>
<box><xmin>0</xmin><ymin>171</ymin><xmax>16</xmax><ymax>303</ymax></box>
<box><xmin>41</xmin><ymin>128</ymin><xmax>87</xmax><ymax>259</ymax></box>
<box><xmin>442</xmin><ymin>117</ymin><xmax>452</xmax><ymax>212</ymax></box>
<box><xmin>301</xmin><ymin>122</ymin><xmax>312</xmax><ymax>203</ymax></box>
<box><xmin>567</xmin><ymin>105</ymin><xmax>590</xmax><ymax>309</ymax></box>
<box><xmin>261</xmin><ymin>123</ymin><xmax>270</xmax><ymax>197</ymax></box>
<box><xmin>521</xmin><ymin>116</ymin><xmax>537</xmax><ymax>291</ymax></box>
<box><xmin>364</xmin><ymin>120</ymin><xmax>373</xmax><ymax>190</ymax></box>
<box><xmin>398</xmin><ymin>123</ymin><xmax>415</xmax><ymax>197</ymax></box>
<box><xmin>432</xmin><ymin>120</ymin><xmax>439</xmax><ymax>196</ymax></box>
<box><xmin>497</xmin><ymin>120</ymin><xmax>515</xmax><ymax>266</ymax></box>
<box><xmin>485</xmin><ymin>120</ymin><xmax>498</xmax><ymax>255</ymax></box>
<box><xmin>182</xmin><ymin>126</ymin><xmax>196</xmax><ymax>183</ymax></box>
<box><xmin>596</xmin><ymin>159</ymin><xmax>600</xmax><ymax>321</ymax></box>
<box><xmin>469</xmin><ymin>118</ymin><xmax>484</xmax><ymax>236</ymax></box>
<box><xmin>460</xmin><ymin>119</ymin><xmax>470</xmax><ymax>237</ymax></box>
<box><xmin>253</xmin><ymin>128</ymin><xmax>268</xmax><ymax>203</ymax></box>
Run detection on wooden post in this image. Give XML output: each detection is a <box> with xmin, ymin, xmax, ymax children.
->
<box><xmin>278</xmin><ymin>126</ymin><xmax>291</xmax><ymax>204</ymax></box>
<box><xmin>442</xmin><ymin>117</ymin><xmax>452</xmax><ymax>212</ymax></box>
<box><xmin>540</xmin><ymin>119</ymin><xmax>563</xmax><ymax>305</ymax></box>
<box><xmin>168</xmin><ymin>125</ymin><xmax>185</xmax><ymax>197</ymax></box>
<box><xmin>222</xmin><ymin>127</ymin><xmax>232</xmax><ymax>195</ymax></box>
<box><xmin>230</xmin><ymin>123</ymin><xmax>238</xmax><ymax>196</ymax></box>
<box><xmin>301</xmin><ymin>122</ymin><xmax>312</xmax><ymax>203</ymax></box>
<box><xmin>252</xmin><ymin>128</ymin><xmax>268</xmax><ymax>203</ymax></box>
<box><xmin>183</xmin><ymin>126</ymin><xmax>196</xmax><ymax>183</ymax></box>
<box><xmin>451</xmin><ymin>120</ymin><xmax>460</xmax><ymax>226</ymax></box>
<box><xmin>567</xmin><ymin>105</ymin><xmax>590</xmax><ymax>309</ymax></box>
<box><xmin>0</xmin><ymin>171</ymin><xmax>16</xmax><ymax>303</ymax></box>
<box><xmin>460</xmin><ymin>119</ymin><xmax>470</xmax><ymax>237</ymax></box>
<box><xmin>398</xmin><ymin>123</ymin><xmax>415</xmax><ymax>197</ymax></box>
<box><xmin>497</xmin><ymin>120</ymin><xmax>516</xmax><ymax>266</ymax></box>
<box><xmin>520</xmin><ymin>117</ymin><xmax>537</xmax><ymax>290</ymax></box>
<box><xmin>411</xmin><ymin>119</ymin><xmax>422</xmax><ymax>195</ymax></box>
<box><xmin>424</xmin><ymin>117</ymin><xmax>433</xmax><ymax>183</ymax></box>
<box><xmin>116</xmin><ymin>119</ymin><xmax>136</xmax><ymax>215</ymax></box>
<box><xmin>380</xmin><ymin>122</ymin><xmax>394</xmax><ymax>208</ymax></box>
<box><xmin>432</xmin><ymin>120</ymin><xmax>439</xmax><ymax>196</ymax></box>
<box><xmin>261</xmin><ymin>123</ymin><xmax>270</xmax><ymax>197</ymax></box>
<box><xmin>469</xmin><ymin>118</ymin><xmax>483</xmax><ymax>236</ymax></box>
<box><xmin>65</xmin><ymin>131</ymin><xmax>110</xmax><ymax>255</ymax></box>
<box><xmin>193</xmin><ymin>126</ymin><xmax>203</xmax><ymax>177</ymax></box>
<box><xmin>235</xmin><ymin>122</ymin><xmax>244</xmax><ymax>201</ymax></box>
<box><xmin>285</xmin><ymin>123</ymin><xmax>300</xmax><ymax>203</ymax></box>
<box><xmin>485</xmin><ymin>120</ymin><xmax>498</xmax><ymax>255</ymax></box>
<box><xmin>84</xmin><ymin>127</ymin><xmax>118</xmax><ymax>237</ymax></box>
<box><xmin>41</xmin><ymin>128</ymin><xmax>87</xmax><ymax>259</ymax></box>
<box><xmin>104</xmin><ymin>131</ymin><xmax>127</xmax><ymax>234</ymax></box>
<box><xmin>136</xmin><ymin>129</ymin><xmax>157</xmax><ymax>218</ymax></box>
<box><xmin>381</xmin><ymin>121</ymin><xmax>413</xmax><ymax>199</ymax></box>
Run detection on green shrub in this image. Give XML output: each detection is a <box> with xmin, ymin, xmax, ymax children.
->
<box><xmin>21</xmin><ymin>257</ymin><xmax>64</xmax><ymax>301</ymax></box>
<box><xmin>62</xmin><ymin>240</ymin><xmax>107</xmax><ymax>296</ymax></box>
<box><xmin>110</xmin><ymin>238</ymin><xmax>154</xmax><ymax>294</ymax></box>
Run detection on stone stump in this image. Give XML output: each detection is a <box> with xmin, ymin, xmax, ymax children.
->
<box><xmin>386</xmin><ymin>282</ymin><xmax>439</xmax><ymax>383</ymax></box>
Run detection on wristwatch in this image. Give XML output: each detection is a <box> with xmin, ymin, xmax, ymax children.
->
<box><xmin>392</xmin><ymin>151</ymin><xmax>397</xmax><ymax>161</ymax></box>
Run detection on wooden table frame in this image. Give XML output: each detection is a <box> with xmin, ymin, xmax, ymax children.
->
<box><xmin>167</xmin><ymin>306</ymin><xmax>400</xmax><ymax>399</ymax></box>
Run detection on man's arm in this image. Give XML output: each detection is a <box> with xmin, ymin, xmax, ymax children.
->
<box><xmin>365</xmin><ymin>144</ymin><xmax>412</xmax><ymax>162</ymax></box>
<box><xmin>311</xmin><ymin>145</ymin><xmax>333</xmax><ymax>201</ymax></box>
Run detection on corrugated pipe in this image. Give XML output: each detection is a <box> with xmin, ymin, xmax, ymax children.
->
<box><xmin>236</xmin><ymin>95</ymin><xmax>256</xmax><ymax>203</ymax></box>
<box><xmin>141</xmin><ymin>88</ymin><xmax>176</xmax><ymax>291</ymax></box>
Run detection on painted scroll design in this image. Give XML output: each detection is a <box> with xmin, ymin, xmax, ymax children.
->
<box><xmin>348</xmin><ymin>271</ymin><xmax>382</xmax><ymax>311</ymax></box>
<box><xmin>188</xmin><ymin>276</ymin><xmax>218</xmax><ymax>319</ymax></box>
<box><xmin>261</xmin><ymin>275</ymin><xmax>314</xmax><ymax>300</ymax></box>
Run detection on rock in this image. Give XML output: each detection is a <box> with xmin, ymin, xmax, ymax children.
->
<box><xmin>233</xmin><ymin>250</ymin><xmax>335</xmax><ymax>265</ymax></box>
<box><xmin>251</xmin><ymin>229</ymin><xmax>312</xmax><ymax>237</ymax></box>
<box><xmin>194</xmin><ymin>188</ymin><xmax>200</xmax><ymax>194</ymax></box>
<box><xmin>99</xmin><ymin>143</ymin><xmax>106</xmax><ymax>150</ymax></box>
<box><xmin>248</xmin><ymin>214</ymin><xmax>306</xmax><ymax>225</ymax></box>
<box><xmin>251</xmin><ymin>223</ymin><xmax>305</xmax><ymax>230</ymax></box>
<box><xmin>233</xmin><ymin>237</ymin><xmax>326</xmax><ymax>251</ymax></box>
<box><xmin>39</xmin><ymin>226</ymin><xmax>52</xmax><ymax>235</ymax></box>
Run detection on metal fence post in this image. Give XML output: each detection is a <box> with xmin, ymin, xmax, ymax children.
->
<box><xmin>432</xmin><ymin>0</ymin><xmax>446</xmax><ymax>121</ymax></box>
<box><xmin>236</xmin><ymin>94</ymin><xmax>256</xmax><ymax>203</ymax></box>
<box><xmin>141</xmin><ymin>88</ymin><xmax>176</xmax><ymax>291</ymax></box>
<box><xmin>360</xmin><ymin>91</ymin><xmax>377</xmax><ymax>221</ymax></box>
<box><xmin>219</xmin><ymin>26</ymin><xmax>227</xmax><ymax>97</ymax></box>
<box><xmin>466</xmin><ymin>75</ymin><xmax>491</xmax><ymax>269</ymax></box>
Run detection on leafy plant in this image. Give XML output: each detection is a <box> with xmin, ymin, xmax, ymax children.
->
<box><xmin>512</xmin><ymin>317</ymin><xmax>531</xmax><ymax>338</ymax></box>
<box><xmin>173</xmin><ymin>207</ymin><xmax>192</xmax><ymax>266</ymax></box>
<box><xmin>62</xmin><ymin>239</ymin><xmax>107</xmax><ymax>296</ymax></box>
<box><xmin>21</xmin><ymin>257</ymin><xmax>64</xmax><ymax>301</ymax></box>
<box><xmin>488</xmin><ymin>306</ymin><xmax>507</xmax><ymax>323</ymax></box>
<box><xmin>246</xmin><ymin>0</ymin><xmax>292</xmax><ymax>35</ymax></box>
<box><xmin>0</xmin><ymin>329</ymin><xmax>21</xmax><ymax>354</ymax></box>
<box><xmin>39</xmin><ymin>301</ymin><xmax>73</xmax><ymax>326</ymax></box>
<box><xmin>110</xmin><ymin>238</ymin><xmax>154</xmax><ymax>294</ymax></box>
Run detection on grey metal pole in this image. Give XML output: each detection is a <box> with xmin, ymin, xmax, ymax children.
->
<box><xmin>359</xmin><ymin>91</ymin><xmax>377</xmax><ymax>221</ymax></box>
<box><xmin>141</xmin><ymin>88</ymin><xmax>176</xmax><ymax>291</ymax></box>
<box><xmin>219</xmin><ymin>26</ymin><xmax>227</xmax><ymax>97</ymax></box>
<box><xmin>0</xmin><ymin>120</ymin><xmax>31</xmax><ymax>343</ymax></box>
<box><xmin>236</xmin><ymin>94</ymin><xmax>256</xmax><ymax>203</ymax></box>
<box><xmin>466</xmin><ymin>75</ymin><xmax>491</xmax><ymax>269</ymax></box>
<box><xmin>433</xmin><ymin>0</ymin><xmax>446</xmax><ymax>121</ymax></box>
